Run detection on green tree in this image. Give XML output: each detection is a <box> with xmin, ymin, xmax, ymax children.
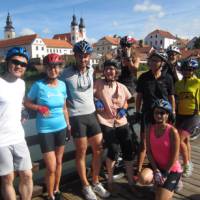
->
<box><xmin>193</xmin><ymin>37</ymin><xmax>200</xmax><ymax>49</ymax></box>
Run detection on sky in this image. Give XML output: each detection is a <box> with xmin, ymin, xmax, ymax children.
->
<box><xmin>0</xmin><ymin>0</ymin><xmax>200</xmax><ymax>43</ymax></box>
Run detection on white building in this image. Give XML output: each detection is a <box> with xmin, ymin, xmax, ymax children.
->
<box><xmin>0</xmin><ymin>34</ymin><xmax>72</xmax><ymax>60</ymax></box>
<box><xmin>94</xmin><ymin>36</ymin><xmax>120</xmax><ymax>56</ymax></box>
<box><xmin>144</xmin><ymin>29</ymin><xmax>177</xmax><ymax>50</ymax></box>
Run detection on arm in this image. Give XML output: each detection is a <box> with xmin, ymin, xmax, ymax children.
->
<box><xmin>168</xmin><ymin>95</ymin><xmax>176</xmax><ymax>114</ymax></box>
<box><xmin>136</xmin><ymin>92</ymin><xmax>143</xmax><ymax>113</ymax></box>
<box><xmin>165</xmin><ymin>127</ymin><xmax>180</xmax><ymax>172</ymax></box>
<box><xmin>146</xmin><ymin>126</ymin><xmax>158</xmax><ymax>172</ymax></box>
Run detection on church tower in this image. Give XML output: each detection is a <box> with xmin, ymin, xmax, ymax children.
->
<box><xmin>4</xmin><ymin>13</ymin><xmax>15</xmax><ymax>39</ymax></box>
<box><xmin>79</xmin><ymin>17</ymin><xmax>86</xmax><ymax>41</ymax></box>
<box><xmin>70</xmin><ymin>15</ymin><xmax>79</xmax><ymax>45</ymax></box>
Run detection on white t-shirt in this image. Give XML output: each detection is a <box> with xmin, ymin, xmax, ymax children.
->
<box><xmin>0</xmin><ymin>77</ymin><xmax>25</xmax><ymax>147</ymax></box>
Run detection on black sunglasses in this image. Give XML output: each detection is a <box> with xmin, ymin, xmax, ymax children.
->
<box><xmin>10</xmin><ymin>59</ymin><xmax>28</xmax><ymax>68</ymax></box>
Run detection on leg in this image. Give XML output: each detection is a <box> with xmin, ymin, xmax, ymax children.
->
<box><xmin>179</xmin><ymin>130</ymin><xmax>189</xmax><ymax>165</ymax></box>
<box><xmin>54</xmin><ymin>145</ymin><xmax>65</xmax><ymax>192</ymax></box>
<box><xmin>43</xmin><ymin>151</ymin><xmax>57</xmax><ymax>198</ymax></box>
<box><xmin>1</xmin><ymin>173</ymin><xmax>16</xmax><ymax>200</ymax></box>
<box><xmin>137</xmin><ymin>132</ymin><xmax>147</xmax><ymax>173</ymax></box>
<box><xmin>106</xmin><ymin>158</ymin><xmax>116</xmax><ymax>184</ymax></box>
<box><xmin>155</xmin><ymin>187</ymin><xmax>173</xmax><ymax>200</ymax></box>
<box><xmin>138</xmin><ymin>168</ymin><xmax>153</xmax><ymax>185</ymax></box>
<box><xmin>18</xmin><ymin>170</ymin><xmax>33</xmax><ymax>200</ymax></box>
<box><xmin>74</xmin><ymin>137</ymin><xmax>89</xmax><ymax>186</ymax></box>
<box><xmin>88</xmin><ymin>133</ymin><xmax>103</xmax><ymax>184</ymax></box>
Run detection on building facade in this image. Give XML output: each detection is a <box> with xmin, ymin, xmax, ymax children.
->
<box><xmin>144</xmin><ymin>29</ymin><xmax>177</xmax><ymax>49</ymax></box>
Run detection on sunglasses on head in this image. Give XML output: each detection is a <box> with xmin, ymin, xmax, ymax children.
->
<box><xmin>10</xmin><ymin>59</ymin><xmax>28</xmax><ymax>68</ymax></box>
<box><xmin>154</xmin><ymin>110</ymin><xmax>167</xmax><ymax>116</ymax></box>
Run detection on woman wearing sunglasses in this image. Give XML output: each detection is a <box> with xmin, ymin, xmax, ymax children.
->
<box><xmin>175</xmin><ymin>58</ymin><xmax>200</xmax><ymax>178</ymax></box>
<box><xmin>24</xmin><ymin>53</ymin><xmax>70</xmax><ymax>200</ymax></box>
<box><xmin>138</xmin><ymin>99</ymin><xmax>182</xmax><ymax>200</ymax></box>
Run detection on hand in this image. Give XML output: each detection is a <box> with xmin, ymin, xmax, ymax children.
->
<box><xmin>37</xmin><ymin>106</ymin><xmax>50</xmax><ymax>117</ymax></box>
<box><xmin>154</xmin><ymin>170</ymin><xmax>165</xmax><ymax>186</ymax></box>
<box><xmin>66</xmin><ymin>124</ymin><xmax>71</xmax><ymax>142</ymax></box>
<box><xmin>95</xmin><ymin>99</ymin><xmax>104</xmax><ymax>111</ymax></box>
<box><xmin>116</xmin><ymin>108</ymin><xmax>127</xmax><ymax>119</ymax></box>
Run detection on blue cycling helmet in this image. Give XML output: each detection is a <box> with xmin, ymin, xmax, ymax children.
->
<box><xmin>181</xmin><ymin>58</ymin><xmax>199</xmax><ymax>71</ymax></box>
<box><xmin>6</xmin><ymin>47</ymin><xmax>30</xmax><ymax>62</ymax></box>
<box><xmin>73</xmin><ymin>40</ymin><xmax>93</xmax><ymax>54</ymax></box>
<box><xmin>149</xmin><ymin>50</ymin><xmax>168</xmax><ymax>62</ymax></box>
<box><xmin>152</xmin><ymin>99</ymin><xmax>172</xmax><ymax>114</ymax></box>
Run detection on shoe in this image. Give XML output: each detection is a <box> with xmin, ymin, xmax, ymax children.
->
<box><xmin>54</xmin><ymin>191</ymin><xmax>64</xmax><ymax>200</ymax></box>
<box><xmin>175</xmin><ymin>179</ymin><xmax>183</xmax><ymax>192</ymax></box>
<box><xmin>183</xmin><ymin>163</ymin><xmax>192</xmax><ymax>177</ymax></box>
<box><xmin>82</xmin><ymin>185</ymin><xmax>97</xmax><ymax>200</ymax></box>
<box><xmin>93</xmin><ymin>182</ymin><xmax>110</xmax><ymax>198</ymax></box>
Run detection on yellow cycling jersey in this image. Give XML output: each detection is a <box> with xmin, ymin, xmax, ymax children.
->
<box><xmin>175</xmin><ymin>77</ymin><xmax>200</xmax><ymax>115</ymax></box>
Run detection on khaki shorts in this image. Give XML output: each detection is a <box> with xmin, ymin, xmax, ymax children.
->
<box><xmin>0</xmin><ymin>142</ymin><xmax>32</xmax><ymax>176</ymax></box>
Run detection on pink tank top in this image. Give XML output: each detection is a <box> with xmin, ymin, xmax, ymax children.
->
<box><xmin>150</xmin><ymin>124</ymin><xmax>182</xmax><ymax>173</ymax></box>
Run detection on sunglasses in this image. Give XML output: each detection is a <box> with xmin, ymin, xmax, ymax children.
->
<box><xmin>46</xmin><ymin>64</ymin><xmax>62</xmax><ymax>69</ymax></box>
<box><xmin>10</xmin><ymin>59</ymin><xmax>28</xmax><ymax>68</ymax></box>
<box><xmin>154</xmin><ymin>110</ymin><xmax>167</xmax><ymax>116</ymax></box>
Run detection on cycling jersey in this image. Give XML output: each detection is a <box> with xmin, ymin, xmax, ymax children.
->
<box><xmin>175</xmin><ymin>77</ymin><xmax>200</xmax><ymax>115</ymax></box>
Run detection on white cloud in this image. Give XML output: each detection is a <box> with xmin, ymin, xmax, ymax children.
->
<box><xmin>19</xmin><ymin>28</ymin><xmax>35</xmax><ymax>36</ymax></box>
<box><xmin>133</xmin><ymin>0</ymin><xmax>165</xmax><ymax>18</ymax></box>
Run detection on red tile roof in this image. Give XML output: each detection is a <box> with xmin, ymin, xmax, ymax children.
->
<box><xmin>147</xmin><ymin>29</ymin><xmax>176</xmax><ymax>40</ymax></box>
<box><xmin>102</xmin><ymin>36</ymin><xmax>120</xmax><ymax>45</ymax></box>
<box><xmin>180</xmin><ymin>49</ymin><xmax>200</xmax><ymax>60</ymax></box>
<box><xmin>43</xmin><ymin>38</ymin><xmax>72</xmax><ymax>48</ymax></box>
<box><xmin>53</xmin><ymin>33</ymin><xmax>71</xmax><ymax>42</ymax></box>
<box><xmin>0</xmin><ymin>34</ymin><xmax>38</xmax><ymax>48</ymax></box>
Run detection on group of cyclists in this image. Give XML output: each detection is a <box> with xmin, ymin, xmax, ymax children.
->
<box><xmin>0</xmin><ymin>34</ymin><xmax>199</xmax><ymax>200</ymax></box>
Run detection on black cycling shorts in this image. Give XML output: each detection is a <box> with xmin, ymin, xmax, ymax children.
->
<box><xmin>39</xmin><ymin>128</ymin><xmax>66</xmax><ymax>153</ymax></box>
<box><xmin>101</xmin><ymin>124</ymin><xmax>133</xmax><ymax>161</ymax></box>
<box><xmin>70</xmin><ymin>112</ymin><xmax>101</xmax><ymax>138</ymax></box>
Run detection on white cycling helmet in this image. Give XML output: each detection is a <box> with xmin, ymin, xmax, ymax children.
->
<box><xmin>166</xmin><ymin>45</ymin><xmax>181</xmax><ymax>55</ymax></box>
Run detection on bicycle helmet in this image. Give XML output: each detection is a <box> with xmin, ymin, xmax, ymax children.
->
<box><xmin>73</xmin><ymin>40</ymin><xmax>93</xmax><ymax>54</ymax></box>
<box><xmin>149</xmin><ymin>50</ymin><xmax>168</xmax><ymax>62</ymax></box>
<box><xmin>120</xmin><ymin>35</ymin><xmax>136</xmax><ymax>48</ymax></box>
<box><xmin>43</xmin><ymin>53</ymin><xmax>63</xmax><ymax>65</ymax></box>
<box><xmin>181</xmin><ymin>58</ymin><xmax>199</xmax><ymax>71</ymax></box>
<box><xmin>6</xmin><ymin>47</ymin><xmax>30</xmax><ymax>62</ymax></box>
<box><xmin>152</xmin><ymin>99</ymin><xmax>172</xmax><ymax>114</ymax></box>
<box><xmin>166</xmin><ymin>45</ymin><xmax>181</xmax><ymax>55</ymax></box>
<box><xmin>103</xmin><ymin>59</ymin><xmax>119</xmax><ymax>70</ymax></box>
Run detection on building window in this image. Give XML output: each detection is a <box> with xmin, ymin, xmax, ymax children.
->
<box><xmin>160</xmin><ymin>40</ymin><xmax>162</xmax><ymax>45</ymax></box>
<box><xmin>155</xmin><ymin>40</ymin><xmax>158</xmax><ymax>45</ymax></box>
<box><xmin>156</xmin><ymin>34</ymin><xmax>157</xmax><ymax>38</ymax></box>
<box><xmin>36</xmin><ymin>46</ymin><xmax>38</xmax><ymax>50</ymax></box>
<box><xmin>41</xmin><ymin>47</ymin><xmax>44</xmax><ymax>51</ymax></box>
<box><xmin>150</xmin><ymin>41</ymin><xmax>152</xmax><ymax>46</ymax></box>
<box><xmin>72</xmin><ymin>36</ymin><xmax>75</xmax><ymax>40</ymax></box>
<box><xmin>36</xmin><ymin>54</ymin><xmax>39</xmax><ymax>58</ymax></box>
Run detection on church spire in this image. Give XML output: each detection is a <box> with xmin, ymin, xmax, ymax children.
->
<box><xmin>4</xmin><ymin>12</ymin><xmax>15</xmax><ymax>39</ymax></box>
<box><xmin>79</xmin><ymin>17</ymin><xmax>85</xmax><ymax>29</ymax></box>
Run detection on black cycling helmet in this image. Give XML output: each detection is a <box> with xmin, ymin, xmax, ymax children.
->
<box><xmin>152</xmin><ymin>99</ymin><xmax>172</xmax><ymax>114</ymax></box>
<box><xmin>181</xmin><ymin>58</ymin><xmax>199</xmax><ymax>71</ymax></box>
<box><xmin>103</xmin><ymin>59</ymin><xmax>119</xmax><ymax>69</ymax></box>
<box><xmin>6</xmin><ymin>47</ymin><xmax>30</xmax><ymax>62</ymax></box>
<box><xmin>73</xmin><ymin>40</ymin><xmax>93</xmax><ymax>54</ymax></box>
<box><xmin>120</xmin><ymin>35</ymin><xmax>136</xmax><ymax>48</ymax></box>
<box><xmin>149</xmin><ymin>50</ymin><xmax>168</xmax><ymax>62</ymax></box>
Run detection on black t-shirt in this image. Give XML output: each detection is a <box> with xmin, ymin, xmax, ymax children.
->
<box><xmin>136</xmin><ymin>70</ymin><xmax>174</xmax><ymax>112</ymax></box>
<box><xmin>162</xmin><ymin>62</ymin><xmax>181</xmax><ymax>84</ymax></box>
<box><xmin>118</xmin><ymin>64</ymin><xmax>137</xmax><ymax>94</ymax></box>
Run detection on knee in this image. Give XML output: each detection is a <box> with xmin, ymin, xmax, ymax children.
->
<box><xmin>19</xmin><ymin>170</ymin><xmax>33</xmax><ymax>183</ymax></box>
<box><xmin>76</xmin><ymin>147</ymin><xmax>87</xmax><ymax>159</ymax></box>
<box><xmin>1</xmin><ymin>174</ymin><xmax>14</xmax><ymax>185</ymax></box>
<box><xmin>93</xmin><ymin>143</ymin><xmax>103</xmax><ymax>155</ymax></box>
<box><xmin>138</xmin><ymin>168</ymin><xmax>153</xmax><ymax>185</ymax></box>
